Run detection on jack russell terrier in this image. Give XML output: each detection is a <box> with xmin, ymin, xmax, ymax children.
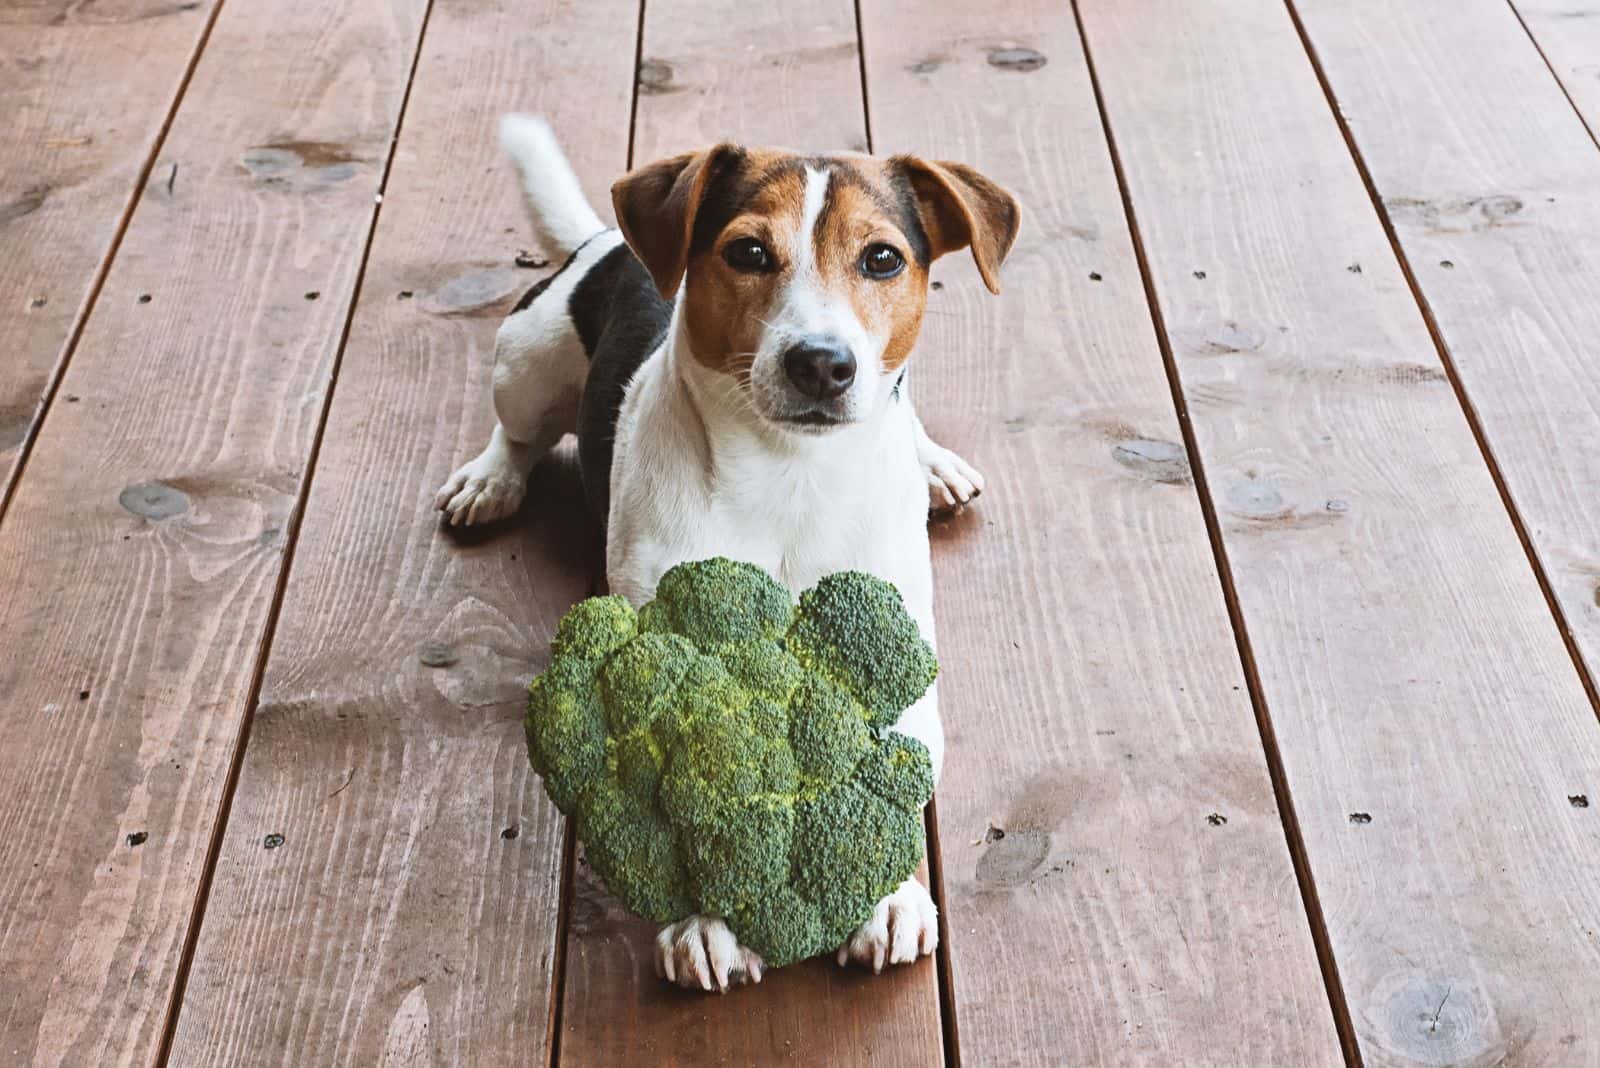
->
<box><xmin>436</xmin><ymin>115</ymin><xmax>1018</xmax><ymax>992</ymax></box>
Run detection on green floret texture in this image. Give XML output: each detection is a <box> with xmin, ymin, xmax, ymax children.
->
<box><xmin>524</xmin><ymin>557</ymin><xmax>937</xmax><ymax>967</ymax></box>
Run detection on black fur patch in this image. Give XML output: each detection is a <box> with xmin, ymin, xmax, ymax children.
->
<box><xmin>568</xmin><ymin>242</ymin><xmax>673</xmax><ymax>528</ymax></box>
<box><xmin>510</xmin><ymin>272</ymin><xmax>554</xmax><ymax>314</ymax></box>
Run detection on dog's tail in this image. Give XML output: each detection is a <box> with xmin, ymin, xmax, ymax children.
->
<box><xmin>499</xmin><ymin>114</ymin><xmax>607</xmax><ymax>257</ymax></box>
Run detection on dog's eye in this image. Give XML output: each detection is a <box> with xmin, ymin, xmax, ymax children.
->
<box><xmin>860</xmin><ymin>243</ymin><xmax>906</xmax><ymax>279</ymax></box>
<box><xmin>723</xmin><ymin>238</ymin><xmax>772</xmax><ymax>272</ymax></box>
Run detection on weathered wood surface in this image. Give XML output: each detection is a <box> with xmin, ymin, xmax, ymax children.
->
<box><xmin>628</xmin><ymin>0</ymin><xmax>869</xmax><ymax>158</ymax></box>
<box><xmin>0</xmin><ymin>0</ymin><xmax>217</xmax><ymax>503</ymax></box>
<box><xmin>0</xmin><ymin>0</ymin><xmax>428</xmax><ymax>1063</ymax></box>
<box><xmin>1292</xmin><ymin>0</ymin><xmax>1600</xmax><ymax>707</ymax></box>
<box><xmin>166</xmin><ymin>0</ymin><xmax>638</xmax><ymax>1063</ymax></box>
<box><xmin>553</xmin><ymin>0</ymin><xmax>947</xmax><ymax>1063</ymax></box>
<box><xmin>1510</xmin><ymin>0</ymin><xmax>1600</xmax><ymax>140</ymax></box>
<box><xmin>1077</xmin><ymin>0</ymin><xmax>1600</xmax><ymax>1063</ymax></box>
<box><xmin>859</xmin><ymin>0</ymin><xmax>1344</xmax><ymax>1062</ymax></box>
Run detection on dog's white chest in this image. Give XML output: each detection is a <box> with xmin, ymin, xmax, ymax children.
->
<box><xmin>605</xmin><ymin>353</ymin><xmax>928</xmax><ymax>605</ymax></box>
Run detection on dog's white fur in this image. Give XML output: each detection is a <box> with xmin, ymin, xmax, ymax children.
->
<box><xmin>439</xmin><ymin>116</ymin><xmax>983</xmax><ymax>990</ymax></box>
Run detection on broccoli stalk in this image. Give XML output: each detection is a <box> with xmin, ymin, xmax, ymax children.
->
<box><xmin>524</xmin><ymin>558</ymin><xmax>937</xmax><ymax>968</ymax></box>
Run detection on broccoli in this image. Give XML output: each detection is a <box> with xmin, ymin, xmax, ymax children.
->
<box><xmin>524</xmin><ymin>557</ymin><xmax>937</xmax><ymax>967</ymax></box>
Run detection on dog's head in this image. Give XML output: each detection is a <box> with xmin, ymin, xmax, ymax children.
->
<box><xmin>612</xmin><ymin>148</ymin><xmax>1019</xmax><ymax>432</ymax></box>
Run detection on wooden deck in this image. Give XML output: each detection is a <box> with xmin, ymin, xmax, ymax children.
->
<box><xmin>4</xmin><ymin>0</ymin><xmax>1600</xmax><ymax>1063</ymax></box>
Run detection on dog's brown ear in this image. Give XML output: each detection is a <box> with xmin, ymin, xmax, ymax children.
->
<box><xmin>611</xmin><ymin>144</ymin><xmax>742</xmax><ymax>301</ymax></box>
<box><xmin>894</xmin><ymin>157</ymin><xmax>1020</xmax><ymax>294</ymax></box>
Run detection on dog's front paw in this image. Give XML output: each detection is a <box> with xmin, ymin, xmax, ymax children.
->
<box><xmin>919</xmin><ymin>441</ymin><xmax>985</xmax><ymax>514</ymax></box>
<box><xmin>836</xmin><ymin>878</ymin><xmax>939</xmax><ymax>973</ymax></box>
<box><xmin>654</xmin><ymin>915</ymin><xmax>764</xmax><ymax>993</ymax></box>
<box><xmin>434</xmin><ymin>456</ymin><xmax>525</xmax><ymax>527</ymax></box>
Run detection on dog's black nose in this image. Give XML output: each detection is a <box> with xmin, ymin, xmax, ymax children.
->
<box><xmin>783</xmin><ymin>340</ymin><xmax>856</xmax><ymax>400</ymax></box>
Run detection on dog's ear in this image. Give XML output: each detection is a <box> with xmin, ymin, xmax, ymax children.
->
<box><xmin>893</xmin><ymin>157</ymin><xmax>1020</xmax><ymax>294</ymax></box>
<box><xmin>611</xmin><ymin>145</ymin><xmax>743</xmax><ymax>301</ymax></box>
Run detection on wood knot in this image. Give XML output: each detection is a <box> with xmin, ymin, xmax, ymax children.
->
<box><xmin>1225</xmin><ymin>478</ymin><xmax>1288</xmax><ymax>520</ymax></box>
<box><xmin>1199</xmin><ymin>319</ymin><xmax>1265</xmax><ymax>355</ymax></box>
<box><xmin>422</xmin><ymin>268</ymin><xmax>524</xmax><ymax>316</ymax></box>
<box><xmin>638</xmin><ymin>59</ymin><xmax>676</xmax><ymax>94</ymax></box>
<box><xmin>240</xmin><ymin>141</ymin><xmax>359</xmax><ymax>184</ymax></box>
<box><xmin>987</xmin><ymin>47</ymin><xmax>1046</xmax><ymax>72</ymax></box>
<box><xmin>420</xmin><ymin>643</ymin><xmax>458</xmax><ymax>668</ymax></box>
<box><xmin>1368</xmin><ymin>974</ymin><xmax>1502</xmax><ymax>1066</ymax></box>
<box><xmin>1111</xmin><ymin>438</ymin><xmax>1191</xmax><ymax>484</ymax></box>
<box><xmin>119</xmin><ymin>481</ymin><xmax>189</xmax><ymax>520</ymax></box>
<box><xmin>975</xmin><ymin>826</ymin><xmax>1050</xmax><ymax>889</ymax></box>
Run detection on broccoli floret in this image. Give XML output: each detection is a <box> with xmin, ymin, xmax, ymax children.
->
<box><xmin>787</xmin><ymin>571</ymin><xmax>938</xmax><ymax>728</ymax></box>
<box><xmin>525</xmin><ymin>557</ymin><xmax>938</xmax><ymax>968</ymax></box>
<box><xmin>552</xmin><ymin>594</ymin><xmax>637</xmax><ymax>662</ymax></box>
<box><xmin>857</xmin><ymin>730</ymin><xmax>936</xmax><ymax>811</ymax></box>
<box><xmin>788</xmin><ymin>675</ymin><xmax>871</xmax><ymax>787</ymax></box>
<box><xmin>721</xmin><ymin>639</ymin><xmax>805</xmax><ymax>705</ymax></box>
<box><xmin>793</xmin><ymin>782</ymin><xmax>925</xmax><ymax>949</ymax></box>
<box><xmin>525</xmin><ymin>656</ymin><xmax>607</xmax><ymax>812</ymax></box>
<box><xmin>580</xmin><ymin>776</ymin><xmax>693</xmax><ymax>922</ymax></box>
<box><xmin>638</xmin><ymin>556</ymin><xmax>793</xmax><ymax>648</ymax></box>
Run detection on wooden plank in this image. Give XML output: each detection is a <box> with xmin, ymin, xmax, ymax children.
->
<box><xmin>627</xmin><ymin>0</ymin><xmax>869</xmax><ymax>158</ymax></box>
<box><xmin>1511</xmin><ymin>0</ymin><xmax>1600</xmax><ymax>139</ymax></box>
<box><xmin>0</xmin><ymin>0</ymin><xmax>429</xmax><ymax>1063</ymax></box>
<box><xmin>1075</xmin><ymin>0</ymin><xmax>1600</xmax><ymax>1063</ymax></box>
<box><xmin>1294</xmin><ymin>0</ymin><xmax>1600</xmax><ymax>720</ymax></box>
<box><xmin>859</xmin><ymin>1</ymin><xmax>1344</xmax><ymax>1062</ymax></box>
<box><xmin>0</xmin><ymin>0</ymin><xmax>217</xmax><ymax>502</ymax></box>
<box><xmin>163</xmin><ymin>0</ymin><xmax>638</xmax><ymax>1061</ymax></box>
<box><xmin>554</xmin><ymin>0</ymin><xmax>944</xmax><ymax>1063</ymax></box>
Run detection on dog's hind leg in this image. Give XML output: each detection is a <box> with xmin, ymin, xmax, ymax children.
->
<box><xmin>435</xmin><ymin>272</ymin><xmax>591</xmax><ymax>526</ymax></box>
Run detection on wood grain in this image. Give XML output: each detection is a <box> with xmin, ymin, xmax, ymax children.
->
<box><xmin>0</xmin><ymin>0</ymin><xmax>428</xmax><ymax>1063</ymax></box>
<box><xmin>1292</xmin><ymin>0</ymin><xmax>1600</xmax><ymax>721</ymax></box>
<box><xmin>555</xmin><ymin>0</ymin><xmax>945</xmax><ymax>1063</ymax></box>
<box><xmin>1076</xmin><ymin>0</ymin><xmax>1600</xmax><ymax>1063</ymax></box>
<box><xmin>859</xmin><ymin>0</ymin><xmax>1344</xmax><ymax>1062</ymax></box>
<box><xmin>0</xmin><ymin>0</ymin><xmax>216</xmax><ymax>502</ymax></box>
<box><xmin>163</xmin><ymin>0</ymin><xmax>638</xmax><ymax>1062</ymax></box>
<box><xmin>628</xmin><ymin>0</ymin><xmax>868</xmax><ymax>159</ymax></box>
<box><xmin>1510</xmin><ymin>0</ymin><xmax>1600</xmax><ymax>140</ymax></box>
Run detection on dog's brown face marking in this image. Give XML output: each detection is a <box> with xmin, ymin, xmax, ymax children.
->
<box><xmin>681</xmin><ymin>152</ymin><xmax>808</xmax><ymax>380</ymax></box>
<box><xmin>681</xmin><ymin>155</ymin><xmax>935</xmax><ymax>388</ymax></box>
<box><xmin>806</xmin><ymin>160</ymin><xmax>931</xmax><ymax>376</ymax></box>
<box><xmin>612</xmin><ymin>145</ymin><xmax>1019</xmax><ymax>426</ymax></box>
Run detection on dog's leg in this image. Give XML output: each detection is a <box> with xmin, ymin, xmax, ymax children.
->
<box><xmin>838</xmin><ymin>543</ymin><xmax>942</xmax><ymax>971</ymax></box>
<box><xmin>436</xmin><ymin>295</ymin><xmax>586</xmax><ymax>526</ymax></box>
<box><xmin>913</xmin><ymin>408</ymin><xmax>985</xmax><ymax>513</ymax></box>
<box><xmin>654</xmin><ymin>915</ymin><xmax>765</xmax><ymax>992</ymax></box>
<box><xmin>836</xmin><ymin>878</ymin><xmax>940</xmax><ymax>971</ymax></box>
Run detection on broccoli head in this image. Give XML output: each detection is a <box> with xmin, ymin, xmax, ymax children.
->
<box><xmin>524</xmin><ymin>557</ymin><xmax>937</xmax><ymax>967</ymax></box>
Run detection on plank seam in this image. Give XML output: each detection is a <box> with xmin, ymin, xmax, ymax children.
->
<box><xmin>1068</xmin><ymin>3</ymin><xmax>1362</xmax><ymax>1063</ymax></box>
<box><xmin>0</xmin><ymin>0</ymin><xmax>229</xmax><ymax>530</ymax></box>
<box><xmin>924</xmin><ymin>797</ymin><xmax>960</xmax><ymax>1068</ymax></box>
<box><xmin>1280</xmin><ymin>0</ymin><xmax>1600</xmax><ymax>722</ymax></box>
<box><xmin>1504</xmin><ymin>0</ymin><xmax>1600</xmax><ymax>153</ymax></box>
<box><xmin>546</xmin><ymin>821</ymin><xmax>578</xmax><ymax>1068</ymax></box>
<box><xmin>152</xmin><ymin>0</ymin><xmax>442</xmax><ymax>1059</ymax></box>
<box><xmin>854</xmin><ymin>8</ymin><xmax>953</xmax><ymax>1059</ymax></box>
<box><xmin>852</xmin><ymin>0</ymin><xmax>875</xmax><ymax>153</ymax></box>
<box><xmin>626</xmin><ymin>0</ymin><xmax>648</xmax><ymax>170</ymax></box>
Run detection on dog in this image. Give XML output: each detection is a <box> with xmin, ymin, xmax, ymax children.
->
<box><xmin>436</xmin><ymin>115</ymin><xmax>1018</xmax><ymax>991</ymax></box>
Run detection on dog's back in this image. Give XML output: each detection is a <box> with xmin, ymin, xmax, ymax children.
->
<box><xmin>448</xmin><ymin>118</ymin><xmax>672</xmax><ymax>529</ymax></box>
